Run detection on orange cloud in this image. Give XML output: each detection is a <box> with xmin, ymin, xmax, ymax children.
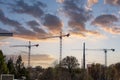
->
<box><xmin>6</xmin><ymin>54</ymin><xmax>56</xmax><ymax>68</ymax></box>
<box><xmin>87</xmin><ymin>0</ymin><xmax>98</xmax><ymax>7</ymax></box>
<box><xmin>92</xmin><ymin>14</ymin><xmax>120</xmax><ymax>34</ymax></box>
<box><xmin>0</xmin><ymin>41</ymin><xmax>10</xmax><ymax>46</ymax></box>
<box><xmin>22</xmin><ymin>54</ymin><xmax>56</xmax><ymax>68</ymax></box>
<box><xmin>56</xmin><ymin>0</ymin><xmax>64</xmax><ymax>3</ymax></box>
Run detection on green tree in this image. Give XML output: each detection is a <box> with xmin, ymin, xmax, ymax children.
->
<box><xmin>28</xmin><ymin>66</ymin><xmax>44</xmax><ymax>80</ymax></box>
<box><xmin>7</xmin><ymin>58</ymin><xmax>16</xmax><ymax>74</ymax></box>
<box><xmin>61</xmin><ymin>56</ymin><xmax>79</xmax><ymax>80</ymax></box>
<box><xmin>15</xmin><ymin>55</ymin><xmax>22</xmax><ymax>78</ymax></box>
<box><xmin>0</xmin><ymin>50</ymin><xmax>8</xmax><ymax>74</ymax></box>
<box><xmin>15</xmin><ymin>55</ymin><xmax>29</xmax><ymax>79</ymax></box>
<box><xmin>21</xmin><ymin>66</ymin><xmax>29</xmax><ymax>80</ymax></box>
<box><xmin>39</xmin><ymin>67</ymin><xmax>54</xmax><ymax>80</ymax></box>
<box><xmin>61</xmin><ymin>56</ymin><xmax>79</xmax><ymax>73</ymax></box>
<box><xmin>107</xmin><ymin>64</ymin><xmax>119</xmax><ymax>80</ymax></box>
<box><xmin>115</xmin><ymin>63</ymin><xmax>120</xmax><ymax>80</ymax></box>
<box><xmin>88</xmin><ymin>63</ymin><xmax>105</xmax><ymax>80</ymax></box>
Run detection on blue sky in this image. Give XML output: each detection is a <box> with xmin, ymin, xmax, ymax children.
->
<box><xmin>0</xmin><ymin>0</ymin><xmax>120</xmax><ymax>68</ymax></box>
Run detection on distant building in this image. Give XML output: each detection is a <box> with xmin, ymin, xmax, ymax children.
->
<box><xmin>1</xmin><ymin>74</ymin><xmax>14</xmax><ymax>80</ymax></box>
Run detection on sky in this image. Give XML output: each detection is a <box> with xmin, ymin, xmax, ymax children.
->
<box><xmin>0</xmin><ymin>0</ymin><xmax>120</xmax><ymax>68</ymax></box>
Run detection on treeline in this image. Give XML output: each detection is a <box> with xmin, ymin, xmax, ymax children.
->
<box><xmin>0</xmin><ymin>50</ymin><xmax>120</xmax><ymax>80</ymax></box>
<box><xmin>0</xmin><ymin>50</ymin><xmax>29</xmax><ymax>79</ymax></box>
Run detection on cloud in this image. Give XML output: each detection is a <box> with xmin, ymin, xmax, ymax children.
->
<box><xmin>92</xmin><ymin>14</ymin><xmax>120</xmax><ymax>34</ymax></box>
<box><xmin>26</xmin><ymin>20</ymin><xmax>47</xmax><ymax>35</ymax></box>
<box><xmin>92</xmin><ymin>14</ymin><xmax>118</xmax><ymax>25</ymax></box>
<box><xmin>87</xmin><ymin>0</ymin><xmax>98</xmax><ymax>8</ymax></box>
<box><xmin>14</xmin><ymin>27</ymin><xmax>37</xmax><ymax>39</ymax></box>
<box><xmin>56</xmin><ymin>0</ymin><xmax>64</xmax><ymax>3</ymax></box>
<box><xmin>22</xmin><ymin>54</ymin><xmax>55</xmax><ymax>61</ymax></box>
<box><xmin>85</xmin><ymin>30</ymin><xmax>102</xmax><ymax>36</ymax></box>
<box><xmin>0</xmin><ymin>28</ymin><xmax>10</xmax><ymax>33</ymax></box>
<box><xmin>1</xmin><ymin>1</ymin><xmax>63</xmax><ymax>39</ymax></box>
<box><xmin>0</xmin><ymin>0</ymin><xmax>46</xmax><ymax>18</ymax></box>
<box><xmin>0</xmin><ymin>41</ymin><xmax>10</xmax><ymax>46</ymax></box>
<box><xmin>42</xmin><ymin>14</ymin><xmax>63</xmax><ymax>33</ymax></box>
<box><xmin>23</xmin><ymin>54</ymin><xmax>55</xmax><ymax>67</ymax></box>
<box><xmin>104</xmin><ymin>0</ymin><xmax>120</xmax><ymax>6</ymax></box>
<box><xmin>0</xmin><ymin>8</ymin><xmax>49</xmax><ymax>40</ymax></box>
<box><xmin>6</xmin><ymin>54</ymin><xmax>55</xmax><ymax>68</ymax></box>
<box><xmin>0</xmin><ymin>9</ymin><xmax>21</xmax><ymax>28</ymax></box>
<box><xmin>59</xmin><ymin>0</ymin><xmax>100</xmax><ymax>37</ymax></box>
<box><xmin>0</xmin><ymin>28</ymin><xmax>11</xmax><ymax>40</ymax></box>
<box><xmin>67</xmin><ymin>12</ymin><xmax>87</xmax><ymax>31</ymax></box>
<box><xmin>27</xmin><ymin>20</ymin><xmax>40</xmax><ymax>27</ymax></box>
<box><xmin>0</xmin><ymin>9</ymin><xmax>36</xmax><ymax>39</ymax></box>
<box><xmin>12</xmin><ymin>0</ymin><xmax>46</xmax><ymax>18</ymax></box>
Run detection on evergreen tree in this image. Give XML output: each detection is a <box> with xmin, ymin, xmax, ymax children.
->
<box><xmin>15</xmin><ymin>55</ymin><xmax>29</xmax><ymax>79</ymax></box>
<box><xmin>39</xmin><ymin>67</ymin><xmax>54</xmax><ymax>80</ymax></box>
<box><xmin>7</xmin><ymin>58</ymin><xmax>16</xmax><ymax>74</ymax></box>
<box><xmin>0</xmin><ymin>50</ymin><xmax>8</xmax><ymax>74</ymax></box>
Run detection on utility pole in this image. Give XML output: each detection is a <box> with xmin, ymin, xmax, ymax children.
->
<box><xmin>83</xmin><ymin>42</ymin><xmax>86</xmax><ymax>80</ymax></box>
<box><xmin>83</xmin><ymin>42</ymin><xmax>85</xmax><ymax>69</ymax></box>
<box><xmin>11</xmin><ymin>41</ymin><xmax>39</xmax><ymax>67</ymax></box>
<box><xmin>59</xmin><ymin>31</ymin><xmax>62</xmax><ymax>66</ymax></box>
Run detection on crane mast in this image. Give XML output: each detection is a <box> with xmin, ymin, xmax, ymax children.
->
<box><xmin>11</xmin><ymin>41</ymin><xmax>39</xmax><ymax>67</ymax></box>
<box><xmin>42</xmin><ymin>31</ymin><xmax>70</xmax><ymax>66</ymax></box>
<box><xmin>85</xmin><ymin>48</ymin><xmax>115</xmax><ymax>66</ymax></box>
<box><xmin>75</xmin><ymin>43</ymin><xmax>115</xmax><ymax>69</ymax></box>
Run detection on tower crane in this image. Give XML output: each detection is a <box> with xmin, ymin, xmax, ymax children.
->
<box><xmin>42</xmin><ymin>31</ymin><xmax>70</xmax><ymax>66</ymax></box>
<box><xmin>0</xmin><ymin>33</ymin><xmax>13</xmax><ymax>36</ymax></box>
<box><xmin>75</xmin><ymin>43</ymin><xmax>115</xmax><ymax>69</ymax></box>
<box><xmin>0</xmin><ymin>33</ymin><xmax>13</xmax><ymax>46</ymax></box>
<box><xmin>85</xmin><ymin>48</ymin><xmax>115</xmax><ymax>67</ymax></box>
<box><xmin>11</xmin><ymin>41</ymin><xmax>39</xmax><ymax>67</ymax></box>
<box><xmin>0</xmin><ymin>33</ymin><xmax>13</xmax><ymax>40</ymax></box>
